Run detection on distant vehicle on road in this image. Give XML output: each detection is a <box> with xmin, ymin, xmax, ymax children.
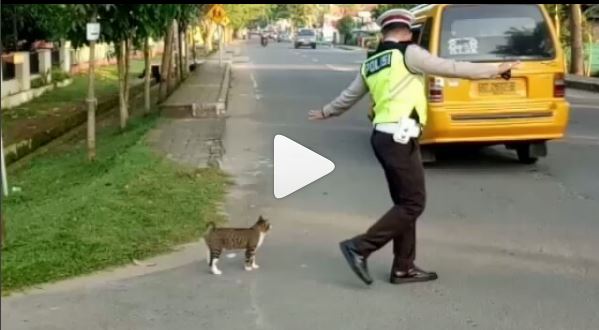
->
<box><xmin>277</xmin><ymin>32</ymin><xmax>291</xmax><ymax>43</ymax></box>
<box><xmin>294</xmin><ymin>29</ymin><xmax>317</xmax><ymax>49</ymax></box>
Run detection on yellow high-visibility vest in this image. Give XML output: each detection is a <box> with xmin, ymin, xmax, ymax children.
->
<box><xmin>360</xmin><ymin>49</ymin><xmax>428</xmax><ymax>125</ymax></box>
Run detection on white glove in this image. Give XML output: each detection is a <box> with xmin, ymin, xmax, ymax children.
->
<box><xmin>393</xmin><ymin>117</ymin><xmax>421</xmax><ymax>144</ymax></box>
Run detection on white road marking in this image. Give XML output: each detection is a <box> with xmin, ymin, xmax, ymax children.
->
<box><xmin>250</xmin><ymin>73</ymin><xmax>258</xmax><ymax>89</ymax></box>
<box><xmin>570</xmin><ymin>103</ymin><xmax>599</xmax><ymax>110</ymax></box>
<box><xmin>325</xmin><ymin>64</ymin><xmax>360</xmax><ymax>72</ymax></box>
<box><xmin>312</xmin><ymin>58</ymin><xmax>319</xmax><ymax>63</ymax></box>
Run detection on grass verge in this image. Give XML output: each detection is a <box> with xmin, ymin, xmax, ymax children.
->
<box><xmin>1</xmin><ymin>113</ymin><xmax>228</xmax><ymax>293</ymax></box>
<box><xmin>3</xmin><ymin>60</ymin><xmax>146</xmax><ymax>123</ymax></box>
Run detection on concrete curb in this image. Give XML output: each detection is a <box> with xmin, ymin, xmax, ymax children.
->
<box><xmin>335</xmin><ymin>45</ymin><xmax>364</xmax><ymax>51</ymax></box>
<box><xmin>216</xmin><ymin>62</ymin><xmax>231</xmax><ymax>116</ymax></box>
<box><xmin>4</xmin><ymin>240</ymin><xmax>207</xmax><ymax>298</ymax></box>
<box><xmin>161</xmin><ymin>60</ymin><xmax>232</xmax><ymax>119</ymax></box>
<box><xmin>566</xmin><ymin>75</ymin><xmax>599</xmax><ymax>93</ymax></box>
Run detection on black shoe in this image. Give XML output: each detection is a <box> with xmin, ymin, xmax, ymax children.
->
<box><xmin>339</xmin><ymin>240</ymin><xmax>373</xmax><ymax>285</ymax></box>
<box><xmin>390</xmin><ymin>266</ymin><xmax>438</xmax><ymax>284</ymax></box>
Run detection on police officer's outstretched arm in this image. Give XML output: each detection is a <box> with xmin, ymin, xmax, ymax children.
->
<box><xmin>308</xmin><ymin>72</ymin><xmax>368</xmax><ymax>120</ymax></box>
<box><xmin>405</xmin><ymin>45</ymin><xmax>519</xmax><ymax>80</ymax></box>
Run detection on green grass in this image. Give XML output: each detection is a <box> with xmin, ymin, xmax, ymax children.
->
<box><xmin>1</xmin><ymin>114</ymin><xmax>228</xmax><ymax>293</ymax></box>
<box><xmin>3</xmin><ymin>60</ymin><xmax>146</xmax><ymax>122</ymax></box>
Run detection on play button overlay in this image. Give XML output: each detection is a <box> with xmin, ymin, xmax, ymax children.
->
<box><xmin>274</xmin><ymin>134</ymin><xmax>335</xmax><ymax>199</ymax></box>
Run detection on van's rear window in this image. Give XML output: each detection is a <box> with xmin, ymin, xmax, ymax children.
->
<box><xmin>439</xmin><ymin>4</ymin><xmax>555</xmax><ymax>62</ymax></box>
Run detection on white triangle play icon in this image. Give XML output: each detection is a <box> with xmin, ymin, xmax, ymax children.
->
<box><xmin>274</xmin><ymin>135</ymin><xmax>335</xmax><ymax>199</ymax></box>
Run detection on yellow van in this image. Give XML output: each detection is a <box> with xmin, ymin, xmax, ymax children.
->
<box><xmin>410</xmin><ymin>4</ymin><xmax>570</xmax><ymax>163</ymax></box>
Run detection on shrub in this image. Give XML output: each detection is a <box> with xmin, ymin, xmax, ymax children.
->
<box><xmin>51</xmin><ymin>68</ymin><xmax>70</xmax><ymax>83</ymax></box>
<box><xmin>30</xmin><ymin>77</ymin><xmax>46</xmax><ymax>89</ymax></box>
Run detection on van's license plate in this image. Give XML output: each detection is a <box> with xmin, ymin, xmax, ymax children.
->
<box><xmin>478</xmin><ymin>81</ymin><xmax>517</xmax><ymax>95</ymax></box>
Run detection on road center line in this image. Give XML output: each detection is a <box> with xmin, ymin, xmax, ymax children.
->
<box><xmin>250</xmin><ymin>73</ymin><xmax>258</xmax><ymax>89</ymax></box>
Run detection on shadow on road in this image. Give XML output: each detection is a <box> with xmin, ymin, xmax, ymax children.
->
<box><xmin>424</xmin><ymin>145</ymin><xmax>534</xmax><ymax>170</ymax></box>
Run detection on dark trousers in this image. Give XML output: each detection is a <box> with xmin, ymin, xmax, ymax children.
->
<box><xmin>353</xmin><ymin>130</ymin><xmax>426</xmax><ymax>271</ymax></box>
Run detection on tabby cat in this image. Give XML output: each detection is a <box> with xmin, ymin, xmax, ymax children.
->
<box><xmin>204</xmin><ymin>216</ymin><xmax>271</xmax><ymax>275</ymax></box>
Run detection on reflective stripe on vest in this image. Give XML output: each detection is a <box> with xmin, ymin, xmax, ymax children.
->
<box><xmin>360</xmin><ymin>49</ymin><xmax>428</xmax><ymax>125</ymax></box>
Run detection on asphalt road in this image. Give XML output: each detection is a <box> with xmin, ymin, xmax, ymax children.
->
<box><xmin>3</xmin><ymin>40</ymin><xmax>599</xmax><ymax>330</ymax></box>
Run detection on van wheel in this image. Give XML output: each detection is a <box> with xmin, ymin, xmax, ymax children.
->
<box><xmin>311</xmin><ymin>43</ymin><xmax>316</xmax><ymax>49</ymax></box>
<box><xmin>516</xmin><ymin>145</ymin><xmax>539</xmax><ymax>164</ymax></box>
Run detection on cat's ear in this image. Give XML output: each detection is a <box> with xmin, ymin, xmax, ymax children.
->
<box><xmin>258</xmin><ymin>215</ymin><xmax>264</xmax><ymax>221</ymax></box>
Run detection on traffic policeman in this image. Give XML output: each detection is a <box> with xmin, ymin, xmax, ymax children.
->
<box><xmin>308</xmin><ymin>8</ymin><xmax>519</xmax><ymax>285</ymax></box>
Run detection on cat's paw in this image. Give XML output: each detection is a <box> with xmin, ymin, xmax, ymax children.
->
<box><xmin>244</xmin><ymin>265</ymin><xmax>253</xmax><ymax>272</ymax></box>
<box><xmin>211</xmin><ymin>268</ymin><xmax>222</xmax><ymax>275</ymax></box>
<box><xmin>252</xmin><ymin>263</ymin><xmax>260</xmax><ymax>269</ymax></box>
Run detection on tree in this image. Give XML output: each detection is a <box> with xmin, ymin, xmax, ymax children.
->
<box><xmin>371</xmin><ymin>4</ymin><xmax>417</xmax><ymax>20</ymax></box>
<box><xmin>130</xmin><ymin>5</ymin><xmax>162</xmax><ymax>114</ymax></box>
<box><xmin>129</xmin><ymin>5</ymin><xmax>180</xmax><ymax>113</ymax></box>
<box><xmin>175</xmin><ymin>5</ymin><xmax>203</xmax><ymax>79</ymax></box>
<box><xmin>224</xmin><ymin>5</ymin><xmax>271</xmax><ymax>33</ymax></box>
<box><xmin>100</xmin><ymin>5</ymin><xmax>139</xmax><ymax>130</ymax></box>
<box><xmin>289</xmin><ymin>4</ymin><xmax>319</xmax><ymax>29</ymax></box>
<box><xmin>336</xmin><ymin>15</ymin><xmax>356</xmax><ymax>45</ymax></box>
<box><xmin>0</xmin><ymin>4</ymin><xmax>70</xmax><ymax>51</ymax></box>
<box><xmin>570</xmin><ymin>4</ymin><xmax>584</xmax><ymax>75</ymax></box>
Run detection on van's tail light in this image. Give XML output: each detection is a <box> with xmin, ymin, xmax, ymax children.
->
<box><xmin>554</xmin><ymin>73</ymin><xmax>565</xmax><ymax>98</ymax></box>
<box><xmin>428</xmin><ymin>77</ymin><xmax>444</xmax><ymax>103</ymax></box>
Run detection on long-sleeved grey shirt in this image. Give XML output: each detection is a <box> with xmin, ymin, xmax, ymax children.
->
<box><xmin>322</xmin><ymin>44</ymin><xmax>501</xmax><ymax>117</ymax></box>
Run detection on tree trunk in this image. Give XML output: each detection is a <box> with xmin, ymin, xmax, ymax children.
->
<box><xmin>178</xmin><ymin>25</ymin><xmax>184</xmax><ymax>81</ymax></box>
<box><xmin>118</xmin><ymin>40</ymin><xmax>128</xmax><ymax>130</ymax></box>
<box><xmin>86</xmin><ymin>8</ymin><xmax>97</xmax><ymax>161</ymax></box>
<box><xmin>143</xmin><ymin>37</ymin><xmax>151</xmax><ymax>114</ymax></box>
<box><xmin>159</xmin><ymin>23</ymin><xmax>174</xmax><ymax>102</ymax></box>
<box><xmin>192</xmin><ymin>29</ymin><xmax>197</xmax><ymax>64</ymax></box>
<box><xmin>167</xmin><ymin>20</ymin><xmax>178</xmax><ymax>94</ymax></box>
<box><xmin>124</xmin><ymin>39</ymin><xmax>131</xmax><ymax>107</ymax></box>
<box><xmin>205</xmin><ymin>20</ymin><xmax>216</xmax><ymax>53</ymax></box>
<box><xmin>184</xmin><ymin>29</ymin><xmax>190</xmax><ymax>73</ymax></box>
<box><xmin>569</xmin><ymin>4</ymin><xmax>584</xmax><ymax>75</ymax></box>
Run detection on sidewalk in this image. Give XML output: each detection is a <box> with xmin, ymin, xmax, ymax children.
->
<box><xmin>566</xmin><ymin>75</ymin><xmax>599</xmax><ymax>93</ymax></box>
<box><xmin>148</xmin><ymin>48</ymin><xmax>236</xmax><ymax>169</ymax></box>
<box><xmin>160</xmin><ymin>57</ymin><xmax>231</xmax><ymax>118</ymax></box>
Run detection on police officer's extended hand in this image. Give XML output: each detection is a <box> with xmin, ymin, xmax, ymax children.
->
<box><xmin>497</xmin><ymin>61</ymin><xmax>521</xmax><ymax>79</ymax></box>
<box><xmin>308</xmin><ymin>109</ymin><xmax>328</xmax><ymax>120</ymax></box>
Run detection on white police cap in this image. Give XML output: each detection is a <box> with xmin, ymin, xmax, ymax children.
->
<box><xmin>375</xmin><ymin>8</ymin><xmax>415</xmax><ymax>30</ymax></box>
